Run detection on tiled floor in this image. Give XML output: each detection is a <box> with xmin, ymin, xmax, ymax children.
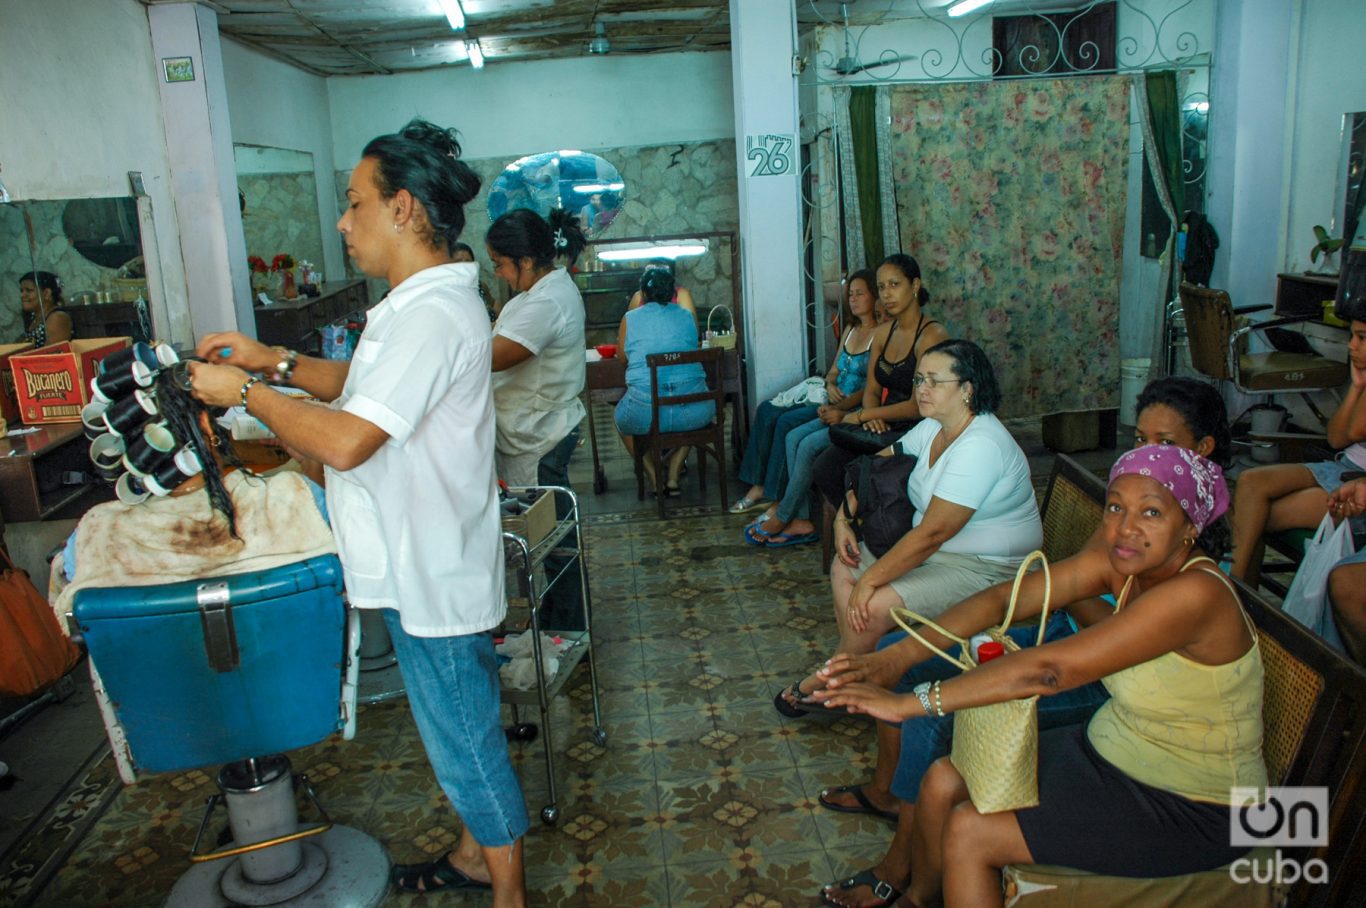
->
<box><xmin>0</xmin><ymin>406</ymin><xmax>1124</xmax><ymax>907</ymax></box>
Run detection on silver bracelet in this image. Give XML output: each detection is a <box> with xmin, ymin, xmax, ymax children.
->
<box><xmin>913</xmin><ymin>682</ymin><xmax>934</xmax><ymax>717</ymax></box>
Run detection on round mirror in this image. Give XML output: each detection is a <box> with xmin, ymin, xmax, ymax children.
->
<box><xmin>487</xmin><ymin>151</ymin><xmax>626</xmax><ymax>237</ymax></box>
<box><xmin>62</xmin><ymin>197</ymin><xmax>141</xmax><ymax>269</ymax></box>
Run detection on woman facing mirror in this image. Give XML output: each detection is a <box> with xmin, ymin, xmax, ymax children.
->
<box><xmin>17</xmin><ymin>270</ymin><xmax>73</xmax><ymax>345</ymax></box>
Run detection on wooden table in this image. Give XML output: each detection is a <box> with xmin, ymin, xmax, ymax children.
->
<box><xmin>253</xmin><ymin>280</ymin><xmax>369</xmax><ymax>351</ymax></box>
<box><xmin>583</xmin><ymin>347</ymin><xmax>746</xmax><ymax>494</ymax></box>
<box><xmin>0</xmin><ymin>422</ymin><xmax>108</xmax><ymax>522</ymax></box>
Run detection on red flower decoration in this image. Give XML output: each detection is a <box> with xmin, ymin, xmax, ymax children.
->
<box><xmin>271</xmin><ymin>253</ymin><xmax>296</xmax><ymax>272</ymax></box>
<box><xmin>247</xmin><ymin>255</ymin><xmax>269</xmax><ymax>274</ymax></box>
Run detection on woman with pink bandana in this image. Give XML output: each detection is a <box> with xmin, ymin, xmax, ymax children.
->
<box><xmin>818</xmin><ymin>446</ymin><xmax>1265</xmax><ymax>908</ymax></box>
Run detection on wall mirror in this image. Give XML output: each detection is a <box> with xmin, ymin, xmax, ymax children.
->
<box><xmin>1338</xmin><ymin>111</ymin><xmax>1366</xmax><ymax>246</ymax></box>
<box><xmin>1</xmin><ymin>196</ymin><xmax>148</xmax><ymax>344</ymax></box>
<box><xmin>0</xmin><ymin>201</ymin><xmax>39</xmax><ymax>341</ymax></box>
<box><xmin>233</xmin><ymin>143</ymin><xmax>324</xmax><ymax>280</ymax></box>
<box><xmin>488</xmin><ymin>151</ymin><xmax>627</xmax><ymax>238</ymax></box>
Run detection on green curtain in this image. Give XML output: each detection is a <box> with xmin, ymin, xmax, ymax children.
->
<box><xmin>1144</xmin><ymin>70</ymin><xmax>1185</xmax><ymax>224</ymax></box>
<box><xmin>849</xmin><ymin>87</ymin><xmax>885</xmax><ymax>268</ymax></box>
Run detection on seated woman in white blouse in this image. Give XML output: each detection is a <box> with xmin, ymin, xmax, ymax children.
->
<box><xmin>776</xmin><ymin>338</ymin><xmax>1041</xmax><ymax>715</ymax></box>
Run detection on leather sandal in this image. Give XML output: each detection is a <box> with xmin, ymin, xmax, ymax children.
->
<box><xmin>390</xmin><ymin>851</ymin><xmax>491</xmax><ymax>893</ymax></box>
<box><xmin>821</xmin><ymin>868</ymin><xmax>903</xmax><ymax>908</ymax></box>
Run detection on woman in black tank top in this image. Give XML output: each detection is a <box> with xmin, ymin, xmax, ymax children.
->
<box><xmin>810</xmin><ymin>254</ymin><xmax>947</xmax><ymax>508</ymax></box>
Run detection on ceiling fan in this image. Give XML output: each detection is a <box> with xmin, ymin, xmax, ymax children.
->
<box><xmin>820</xmin><ymin>1</ymin><xmax>918</xmax><ymax>77</ymax></box>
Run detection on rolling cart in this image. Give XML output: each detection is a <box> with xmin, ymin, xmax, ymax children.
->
<box><xmin>501</xmin><ymin>485</ymin><xmax>604</xmax><ymax>825</ymax></box>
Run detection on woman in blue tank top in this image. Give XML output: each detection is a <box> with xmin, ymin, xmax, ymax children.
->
<box><xmin>615</xmin><ymin>268</ymin><xmax>713</xmax><ymax>493</ymax></box>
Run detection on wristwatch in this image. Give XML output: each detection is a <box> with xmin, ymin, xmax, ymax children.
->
<box><xmin>913</xmin><ymin>682</ymin><xmax>934</xmax><ymax>717</ymax></box>
<box><xmin>271</xmin><ymin>347</ymin><xmax>298</xmax><ymax>383</ymax></box>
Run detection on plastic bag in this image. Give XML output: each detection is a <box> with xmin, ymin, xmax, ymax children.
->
<box><xmin>769</xmin><ymin>376</ymin><xmax>828</xmax><ymax>407</ymax></box>
<box><xmin>320</xmin><ymin>323</ymin><xmax>352</xmax><ymax>361</ymax></box>
<box><xmin>1281</xmin><ymin>514</ymin><xmax>1350</xmax><ymax>652</ymax></box>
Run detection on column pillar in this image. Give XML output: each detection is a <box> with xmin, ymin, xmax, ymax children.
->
<box><xmin>730</xmin><ymin>0</ymin><xmax>806</xmax><ymax>402</ymax></box>
<box><xmin>148</xmin><ymin>1</ymin><xmax>254</xmax><ymax>339</ymax></box>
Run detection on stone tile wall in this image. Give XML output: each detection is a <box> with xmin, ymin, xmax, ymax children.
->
<box><xmin>333</xmin><ymin>139</ymin><xmax>740</xmax><ymax>330</ymax></box>
<box><xmin>239</xmin><ymin>172</ymin><xmax>326</xmax><ymax>288</ymax></box>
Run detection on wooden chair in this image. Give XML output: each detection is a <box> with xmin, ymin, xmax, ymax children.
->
<box><xmin>1179</xmin><ymin>282</ymin><xmax>1347</xmax><ymax>425</ymax></box>
<box><xmin>631</xmin><ymin>347</ymin><xmax>728</xmax><ymax>518</ymax></box>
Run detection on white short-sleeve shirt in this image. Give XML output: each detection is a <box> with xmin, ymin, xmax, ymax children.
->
<box><xmin>899</xmin><ymin>413</ymin><xmax>1042</xmax><ymax>564</ymax></box>
<box><xmin>492</xmin><ymin>267</ymin><xmax>586</xmax><ymax>459</ymax></box>
<box><xmin>325</xmin><ymin>262</ymin><xmax>505</xmax><ymax>637</ymax></box>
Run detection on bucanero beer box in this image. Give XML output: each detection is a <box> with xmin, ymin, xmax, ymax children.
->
<box><xmin>0</xmin><ymin>342</ymin><xmax>35</xmax><ymax>423</ymax></box>
<box><xmin>10</xmin><ymin>337</ymin><xmax>130</xmax><ymax>424</ymax></box>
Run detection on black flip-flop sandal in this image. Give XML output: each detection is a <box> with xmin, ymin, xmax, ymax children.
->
<box><xmin>773</xmin><ymin>678</ymin><xmax>813</xmax><ymax>717</ymax></box>
<box><xmin>818</xmin><ymin>783</ymin><xmax>899</xmax><ymax>822</ymax></box>
<box><xmin>390</xmin><ymin>851</ymin><xmax>491</xmax><ymax>893</ymax></box>
<box><xmin>821</xmin><ymin>868</ymin><xmax>903</xmax><ymax>907</ymax></box>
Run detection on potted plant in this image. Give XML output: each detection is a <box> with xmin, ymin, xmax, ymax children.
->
<box><xmin>1310</xmin><ymin>225</ymin><xmax>1346</xmax><ymax>275</ymax></box>
<box><xmin>248</xmin><ymin>255</ymin><xmax>270</xmax><ymax>294</ymax></box>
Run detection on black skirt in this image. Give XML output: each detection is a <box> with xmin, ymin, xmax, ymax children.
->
<box><xmin>1014</xmin><ymin>724</ymin><xmax>1251</xmax><ymax>877</ymax></box>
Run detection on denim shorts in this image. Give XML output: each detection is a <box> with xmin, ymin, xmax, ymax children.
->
<box><xmin>1304</xmin><ymin>454</ymin><xmax>1366</xmax><ymax>535</ymax></box>
<box><xmin>878</xmin><ymin>612</ymin><xmax>1110</xmax><ymax>803</ymax></box>
<box><xmin>382</xmin><ymin>610</ymin><xmax>530</xmax><ymax>846</ymax></box>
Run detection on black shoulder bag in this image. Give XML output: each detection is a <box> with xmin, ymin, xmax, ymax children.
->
<box><xmin>842</xmin><ymin>453</ymin><xmax>918</xmax><ymax>558</ymax></box>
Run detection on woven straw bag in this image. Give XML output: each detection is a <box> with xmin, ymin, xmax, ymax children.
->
<box><xmin>890</xmin><ymin>550</ymin><xmax>1053</xmax><ymax>814</ymax></box>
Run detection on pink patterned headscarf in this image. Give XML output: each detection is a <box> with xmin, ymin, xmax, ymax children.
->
<box><xmin>1108</xmin><ymin>445</ymin><xmax>1230</xmax><ymax>533</ymax></box>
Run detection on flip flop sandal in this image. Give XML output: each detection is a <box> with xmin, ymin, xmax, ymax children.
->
<box><xmin>764</xmin><ymin>531</ymin><xmax>819</xmax><ymax>548</ymax></box>
<box><xmin>773</xmin><ymin>678</ymin><xmax>814</xmax><ymax>717</ymax></box>
<box><xmin>744</xmin><ymin>522</ymin><xmax>774</xmax><ymax>546</ymax></box>
<box><xmin>390</xmin><ymin>851</ymin><xmax>492</xmax><ymax>893</ymax></box>
<box><xmin>728</xmin><ymin>495</ymin><xmax>772</xmax><ymax>514</ymax></box>
<box><xmin>821</xmin><ymin>868</ymin><xmax>903</xmax><ymax>908</ymax></box>
<box><xmin>818</xmin><ymin>784</ymin><xmax>899</xmax><ymax>822</ymax></box>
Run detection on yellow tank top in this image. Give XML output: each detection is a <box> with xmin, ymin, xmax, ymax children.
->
<box><xmin>1086</xmin><ymin>556</ymin><xmax>1267</xmax><ymax>804</ymax></box>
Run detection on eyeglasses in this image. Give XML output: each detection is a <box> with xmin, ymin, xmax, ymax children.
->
<box><xmin>911</xmin><ymin>376</ymin><xmax>964</xmax><ymax>389</ymax></box>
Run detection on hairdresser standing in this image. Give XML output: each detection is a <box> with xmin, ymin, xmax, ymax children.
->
<box><xmin>486</xmin><ymin>207</ymin><xmax>589</xmax><ymax>629</ymax></box>
<box><xmin>189</xmin><ymin>120</ymin><xmax>527</xmax><ymax>904</ymax></box>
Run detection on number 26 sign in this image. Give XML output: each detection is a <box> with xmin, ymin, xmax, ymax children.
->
<box><xmin>746</xmin><ymin>134</ymin><xmax>794</xmax><ymax>177</ymax></box>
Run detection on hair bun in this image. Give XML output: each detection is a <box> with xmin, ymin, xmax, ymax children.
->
<box><xmin>400</xmin><ymin>119</ymin><xmax>464</xmax><ymax>160</ymax></box>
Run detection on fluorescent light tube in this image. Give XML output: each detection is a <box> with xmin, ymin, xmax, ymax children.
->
<box><xmin>466</xmin><ymin>39</ymin><xmax>484</xmax><ymax>69</ymax></box>
<box><xmin>438</xmin><ymin>0</ymin><xmax>465</xmax><ymax>30</ymax></box>
<box><xmin>948</xmin><ymin>0</ymin><xmax>992</xmax><ymax>17</ymax></box>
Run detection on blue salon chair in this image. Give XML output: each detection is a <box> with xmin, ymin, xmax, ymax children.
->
<box><xmin>71</xmin><ymin>555</ymin><xmax>389</xmax><ymax>907</ymax></box>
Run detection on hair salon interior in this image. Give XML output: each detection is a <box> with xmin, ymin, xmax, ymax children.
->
<box><xmin>2</xmin><ymin>0</ymin><xmax>1365</xmax><ymax>905</ymax></box>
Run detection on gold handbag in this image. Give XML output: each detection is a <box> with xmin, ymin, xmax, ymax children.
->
<box><xmin>889</xmin><ymin>550</ymin><xmax>1053</xmax><ymax>814</ymax></box>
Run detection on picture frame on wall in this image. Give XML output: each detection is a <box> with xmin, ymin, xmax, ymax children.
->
<box><xmin>162</xmin><ymin>57</ymin><xmax>195</xmax><ymax>83</ymax></box>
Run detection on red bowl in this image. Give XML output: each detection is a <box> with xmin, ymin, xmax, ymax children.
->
<box><xmin>595</xmin><ymin>344</ymin><xmax>618</xmax><ymax>358</ymax></box>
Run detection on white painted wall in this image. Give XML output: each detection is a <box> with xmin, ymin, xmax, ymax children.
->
<box><xmin>1282</xmin><ymin>0</ymin><xmax>1366</xmax><ymax>273</ymax></box>
<box><xmin>326</xmin><ymin>51</ymin><xmax>735</xmax><ymax>167</ymax></box>
<box><xmin>731</xmin><ymin>0</ymin><xmax>807</xmax><ymax>401</ymax></box>
<box><xmin>0</xmin><ymin>0</ymin><xmax>190</xmax><ymax>341</ymax></box>
<box><xmin>221</xmin><ymin>39</ymin><xmax>346</xmax><ymax>282</ymax></box>
<box><xmin>1205</xmin><ymin>0</ymin><xmax>1296</xmax><ymax>308</ymax></box>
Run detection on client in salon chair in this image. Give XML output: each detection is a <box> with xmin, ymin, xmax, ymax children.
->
<box><xmin>50</xmin><ymin>367</ymin><xmax>334</xmax><ymax>614</ymax></box>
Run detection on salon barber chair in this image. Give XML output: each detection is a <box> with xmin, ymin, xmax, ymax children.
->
<box><xmin>70</xmin><ymin>555</ymin><xmax>388</xmax><ymax>907</ymax></box>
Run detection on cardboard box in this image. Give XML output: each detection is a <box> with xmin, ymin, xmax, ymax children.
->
<box><xmin>0</xmin><ymin>342</ymin><xmax>35</xmax><ymax>423</ymax></box>
<box><xmin>10</xmin><ymin>337</ymin><xmax>130</xmax><ymax>424</ymax></box>
<box><xmin>501</xmin><ymin>489</ymin><xmax>556</xmax><ymax>549</ymax></box>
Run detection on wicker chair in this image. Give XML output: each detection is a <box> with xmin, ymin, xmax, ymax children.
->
<box><xmin>1003</xmin><ymin>570</ymin><xmax>1366</xmax><ymax>908</ymax></box>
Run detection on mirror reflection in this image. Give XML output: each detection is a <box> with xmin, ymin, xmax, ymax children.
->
<box><xmin>0</xmin><ymin>201</ymin><xmax>39</xmax><ymax>341</ymax></box>
<box><xmin>488</xmin><ymin>151</ymin><xmax>626</xmax><ymax>237</ymax></box>
<box><xmin>2</xmin><ymin>197</ymin><xmax>147</xmax><ymax>344</ymax></box>
<box><xmin>233</xmin><ymin>143</ymin><xmax>324</xmax><ymax>291</ymax></box>
<box><xmin>1341</xmin><ymin>111</ymin><xmax>1366</xmax><ymax>246</ymax></box>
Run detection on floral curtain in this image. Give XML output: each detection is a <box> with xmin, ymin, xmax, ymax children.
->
<box><xmin>887</xmin><ymin>76</ymin><xmax>1130</xmax><ymax>417</ymax></box>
